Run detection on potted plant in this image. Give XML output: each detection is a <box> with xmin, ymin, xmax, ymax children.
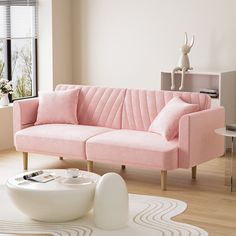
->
<box><xmin>0</xmin><ymin>79</ymin><xmax>13</xmax><ymax>106</ymax></box>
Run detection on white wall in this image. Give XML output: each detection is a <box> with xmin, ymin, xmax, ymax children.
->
<box><xmin>72</xmin><ymin>0</ymin><xmax>236</xmax><ymax>89</ymax></box>
<box><xmin>0</xmin><ymin>106</ymin><xmax>13</xmax><ymax>151</ymax></box>
<box><xmin>38</xmin><ymin>0</ymin><xmax>72</xmax><ymax>91</ymax></box>
<box><xmin>38</xmin><ymin>0</ymin><xmax>53</xmax><ymax>91</ymax></box>
<box><xmin>52</xmin><ymin>0</ymin><xmax>73</xmax><ymax>88</ymax></box>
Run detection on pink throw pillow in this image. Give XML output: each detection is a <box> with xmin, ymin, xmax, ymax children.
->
<box><xmin>35</xmin><ymin>89</ymin><xmax>79</xmax><ymax>125</ymax></box>
<box><xmin>149</xmin><ymin>96</ymin><xmax>199</xmax><ymax>141</ymax></box>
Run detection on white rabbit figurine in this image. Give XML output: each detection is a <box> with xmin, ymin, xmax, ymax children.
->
<box><xmin>171</xmin><ymin>32</ymin><xmax>194</xmax><ymax>91</ymax></box>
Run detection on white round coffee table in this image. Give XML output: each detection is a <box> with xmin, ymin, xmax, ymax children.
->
<box><xmin>6</xmin><ymin>169</ymin><xmax>101</xmax><ymax>222</ymax></box>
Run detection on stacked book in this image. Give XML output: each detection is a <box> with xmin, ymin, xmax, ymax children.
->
<box><xmin>226</xmin><ymin>124</ymin><xmax>236</xmax><ymax>132</ymax></box>
<box><xmin>23</xmin><ymin>170</ymin><xmax>56</xmax><ymax>183</ymax></box>
<box><xmin>199</xmin><ymin>88</ymin><xmax>218</xmax><ymax>98</ymax></box>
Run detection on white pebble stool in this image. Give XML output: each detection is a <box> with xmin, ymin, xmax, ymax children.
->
<box><xmin>93</xmin><ymin>172</ymin><xmax>129</xmax><ymax>230</ymax></box>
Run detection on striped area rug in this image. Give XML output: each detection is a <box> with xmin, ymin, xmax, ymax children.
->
<box><xmin>0</xmin><ymin>186</ymin><xmax>208</xmax><ymax>236</ymax></box>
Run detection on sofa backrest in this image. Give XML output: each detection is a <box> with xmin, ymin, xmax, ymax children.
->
<box><xmin>56</xmin><ymin>84</ymin><xmax>126</xmax><ymax>129</ymax></box>
<box><xmin>122</xmin><ymin>89</ymin><xmax>211</xmax><ymax>131</ymax></box>
<box><xmin>55</xmin><ymin>84</ymin><xmax>211</xmax><ymax>131</ymax></box>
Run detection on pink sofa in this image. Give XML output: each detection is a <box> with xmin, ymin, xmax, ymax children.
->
<box><xmin>13</xmin><ymin>85</ymin><xmax>225</xmax><ymax>190</ymax></box>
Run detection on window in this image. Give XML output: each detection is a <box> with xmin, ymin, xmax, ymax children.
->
<box><xmin>0</xmin><ymin>0</ymin><xmax>37</xmax><ymax>101</ymax></box>
<box><xmin>0</xmin><ymin>39</ymin><xmax>7</xmax><ymax>80</ymax></box>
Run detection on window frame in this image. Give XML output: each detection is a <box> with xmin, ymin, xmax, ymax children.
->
<box><xmin>1</xmin><ymin>1</ymin><xmax>38</xmax><ymax>102</ymax></box>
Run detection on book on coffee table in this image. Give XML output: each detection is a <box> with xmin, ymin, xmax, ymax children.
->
<box><xmin>23</xmin><ymin>171</ymin><xmax>56</xmax><ymax>183</ymax></box>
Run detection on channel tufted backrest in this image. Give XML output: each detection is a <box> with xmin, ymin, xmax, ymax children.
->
<box><xmin>55</xmin><ymin>84</ymin><xmax>126</xmax><ymax>129</ymax></box>
<box><xmin>122</xmin><ymin>89</ymin><xmax>211</xmax><ymax>131</ymax></box>
<box><xmin>77</xmin><ymin>86</ymin><xmax>126</xmax><ymax>129</ymax></box>
<box><xmin>55</xmin><ymin>85</ymin><xmax>211</xmax><ymax>130</ymax></box>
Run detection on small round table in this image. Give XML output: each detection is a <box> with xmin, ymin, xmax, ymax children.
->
<box><xmin>215</xmin><ymin>128</ymin><xmax>236</xmax><ymax>192</ymax></box>
<box><xmin>6</xmin><ymin>169</ymin><xmax>101</xmax><ymax>222</ymax></box>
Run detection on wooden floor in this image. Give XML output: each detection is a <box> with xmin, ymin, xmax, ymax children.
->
<box><xmin>0</xmin><ymin>149</ymin><xmax>236</xmax><ymax>236</ymax></box>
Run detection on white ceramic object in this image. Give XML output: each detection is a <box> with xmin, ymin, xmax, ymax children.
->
<box><xmin>0</xmin><ymin>94</ymin><xmax>9</xmax><ymax>106</ymax></box>
<box><xmin>94</xmin><ymin>172</ymin><xmax>129</xmax><ymax>230</ymax></box>
<box><xmin>171</xmin><ymin>32</ymin><xmax>195</xmax><ymax>91</ymax></box>
<box><xmin>6</xmin><ymin>169</ymin><xmax>101</xmax><ymax>222</ymax></box>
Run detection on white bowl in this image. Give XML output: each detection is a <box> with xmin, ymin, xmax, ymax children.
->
<box><xmin>6</xmin><ymin>169</ymin><xmax>101</xmax><ymax>222</ymax></box>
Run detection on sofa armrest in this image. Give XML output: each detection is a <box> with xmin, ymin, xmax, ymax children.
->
<box><xmin>13</xmin><ymin>98</ymin><xmax>39</xmax><ymax>134</ymax></box>
<box><xmin>178</xmin><ymin>107</ymin><xmax>225</xmax><ymax>168</ymax></box>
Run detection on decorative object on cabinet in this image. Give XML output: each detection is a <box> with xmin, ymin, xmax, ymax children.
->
<box><xmin>171</xmin><ymin>32</ymin><xmax>194</xmax><ymax>91</ymax></box>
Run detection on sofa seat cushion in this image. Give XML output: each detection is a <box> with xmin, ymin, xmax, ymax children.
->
<box><xmin>15</xmin><ymin>124</ymin><xmax>112</xmax><ymax>159</ymax></box>
<box><xmin>86</xmin><ymin>130</ymin><xmax>178</xmax><ymax>170</ymax></box>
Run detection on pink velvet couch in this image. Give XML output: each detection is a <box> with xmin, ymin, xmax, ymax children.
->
<box><xmin>13</xmin><ymin>85</ymin><xmax>225</xmax><ymax>190</ymax></box>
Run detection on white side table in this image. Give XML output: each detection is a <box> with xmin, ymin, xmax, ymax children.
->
<box><xmin>215</xmin><ymin>128</ymin><xmax>236</xmax><ymax>192</ymax></box>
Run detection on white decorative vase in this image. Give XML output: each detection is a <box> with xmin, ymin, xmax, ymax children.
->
<box><xmin>0</xmin><ymin>94</ymin><xmax>9</xmax><ymax>106</ymax></box>
<box><xmin>93</xmin><ymin>172</ymin><xmax>129</xmax><ymax>230</ymax></box>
